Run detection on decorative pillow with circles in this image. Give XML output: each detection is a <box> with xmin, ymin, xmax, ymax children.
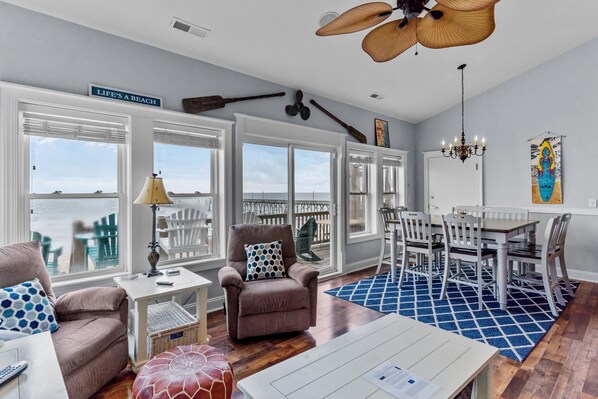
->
<box><xmin>244</xmin><ymin>240</ymin><xmax>286</xmax><ymax>281</ymax></box>
<box><xmin>0</xmin><ymin>279</ymin><xmax>59</xmax><ymax>334</ymax></box>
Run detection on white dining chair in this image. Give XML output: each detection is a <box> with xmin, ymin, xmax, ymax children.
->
<box><xmin>506</xmin><ymin>215</ymin><xmax>563</xmax><ymax>316</ymax></box>
<box><xmin>440</xmin><ymin>214</ymin><xmax>497</xmax><ymax>310</ymax></box>
<box><xmin>375</xmin><ymin>206</ymin><xmax>406</xmax><ymax>275</ymax></box>
<box><xmin>452</xmin><ymin>205</ymin><xmax>484</xmax><ymax>217</ymax></box>
<box><xmin>512</xmin><ymin>213</ymin><xmax>574</xmax><ymax>298</ymax></box>
<box><xmin>399</xmin><ymin>211</ymin><xmax>445</xmax><ymax>297</ymax></box>
<box><xmin>482</xmin><ymin>206</ymin><xmax>529</xmax><ymax>221</ymax></box>
<box><xmin>554</xmin><ymin>213</ymin><xmax>575</xmax><ymax>297</ymax></box>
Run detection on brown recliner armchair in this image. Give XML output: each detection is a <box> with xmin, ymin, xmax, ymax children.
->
<box><xmin>218</xmin><ymin>224</ymin><xmax>320</xmax><ymax>339</ymax></box>
<box><xmin>0</xmin><ymin>241</ymin><xmax>128</xmax><ymax>399</ymax></box>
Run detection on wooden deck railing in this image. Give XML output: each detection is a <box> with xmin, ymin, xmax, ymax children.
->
<box><xmin>258</xmin><ymin>211</ymin><xmax>331</xmax><ymax>244</ymax></box>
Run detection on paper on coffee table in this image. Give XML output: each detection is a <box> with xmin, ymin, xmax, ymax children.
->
<box><xmin>362</xmin><ymin>361</ymin><xmax>440</xmax><ymax>399</ymax></box>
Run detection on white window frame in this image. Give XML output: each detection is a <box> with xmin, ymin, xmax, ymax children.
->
<box><xmin>377</xmin><ymin>148</ymin><xmax>408</xmax><ymax>236</ymax></box>
<box><xmin>0</xmin><ymin>81</ymin><xmax>233</xmax><ymax>289</ymax></box>
<box><xmin>234</xmin><ymin>113</ymin><xmax>345</xmax><ymax>276</ymax></box>
<box><xmin>23</xmin><ymin>103</ymin><xmax>129</xmax><ymax>281</ymax></box>
<box><xmin>380</xmin><ymin>150</ymin><xmax>408</xmax><ymax>209</ymax></box>
<box><xmin>346</xmin><ymin>143</ymin><xmax>379</xmax><ymax>244</ymax></box>
<box><xmin>152</xmin><ymin>120</ymin><xmax>222</xmax><ymax>263</ymax></box>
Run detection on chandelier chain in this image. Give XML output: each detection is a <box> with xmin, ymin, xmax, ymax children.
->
<box><xmin>461</xmin><ymin>68</ymin><xmax>465</xmax><ymax>132</ymax></box>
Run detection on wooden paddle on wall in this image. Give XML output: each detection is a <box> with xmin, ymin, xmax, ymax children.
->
<box><xmin>309</xmin><ymin>100</ymin><xmax>367</xmax><ymax>144</ymax></box>
<box><xmin>183</xmin><ymin>91</ymin><xmax>285</xmax><ymax>113</ymax></box>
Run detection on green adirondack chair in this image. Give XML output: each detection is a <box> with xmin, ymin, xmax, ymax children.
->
<box><xmin>31</xmin><ymin>231</ymin><xmax>63</xmax><ymax>276</ymax></box>
<box><xmin>296</xmin><ymin>217</ymin><xmax>321</xmax><ymax>262</ymax></box>
<box><xmin>86</xmin><ymin>213</ymin><xmax>119</xmax><ymax>269</ymax></box>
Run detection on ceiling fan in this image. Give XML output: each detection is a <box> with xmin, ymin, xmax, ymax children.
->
<box><xmin>316</xmin><ymin>0</ymin><xmax>500</xmax><ymax>62</ymax></box>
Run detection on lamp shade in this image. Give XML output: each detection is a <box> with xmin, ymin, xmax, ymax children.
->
<box><xmin>134</xmin><ymin>175</ymin><xmax>173</xmax><ymax>205</ymax></box>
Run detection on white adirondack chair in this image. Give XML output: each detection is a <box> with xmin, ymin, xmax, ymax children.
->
<box><xmin>158</xmin><ymin>208</ymin><xmax>209</xmax><ymax>259</ymax></box>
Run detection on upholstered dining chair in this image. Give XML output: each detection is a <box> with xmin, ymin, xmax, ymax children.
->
<box><xmin>218</xmin><ymin>224</ymin><xmax>319</xmax><ymax>339</ymax></box>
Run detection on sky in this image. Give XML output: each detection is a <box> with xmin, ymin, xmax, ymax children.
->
<box><xmin>31</xmin><ymin>138</ymin><xmax>332</xmax><ymax>195</ymax></box>
<box><xmin>243</xmin><ymin>143</ymin><xmax>331</xmax><ymax>195</ymax></box>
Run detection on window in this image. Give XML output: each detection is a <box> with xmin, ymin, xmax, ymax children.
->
<box><xmin>153</xmin><ymin>121</ymin><xmax>221</xmax><ymax>262</ymax></box>
<box><xmin>382</xmin><ymin>156</ymin><xmax>402</xmax><ymax>208</ymax></box>
<box><xmin>348</xmin><ymin>151</ymin><xmax>374</xmax><ymax>236</ymax></box>
<box><xmin>23</xmin><ymin>103</ymin><xmax>128</xmax><ymax>277</ymax></box>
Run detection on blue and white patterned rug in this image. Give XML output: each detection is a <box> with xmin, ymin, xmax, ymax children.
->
<box><xmin>325</xmin><ymin>268</ymin><xmax>577</xmax><ymax>362</ymax></box>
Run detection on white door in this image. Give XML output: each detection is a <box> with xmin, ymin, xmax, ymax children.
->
<box><xmin>425</xmin><ymin>153</ymin><xmax>483</xmax><ymax>216</ymax></box>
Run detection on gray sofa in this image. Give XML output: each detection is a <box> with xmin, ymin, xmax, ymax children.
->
<box><xmin>0</xmin><ymin>241</ymin><xmax>128</xmax><ymax>399</ymax></box>
<box><xmin>218</xmin><ymin>224</ymin><xmax>319</xmax><ymax>339</ymax></box>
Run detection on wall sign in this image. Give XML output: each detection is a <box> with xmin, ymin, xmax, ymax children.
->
<box><xmin>88</xmin><ymin>84</ymin><xmax>162</xmax><ymax>108</ymax></box>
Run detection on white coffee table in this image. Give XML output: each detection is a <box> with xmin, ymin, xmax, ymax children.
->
<box><xmin>238</xmin><ymin>313</ymin><xmax>498</xmax><ymax>399</ymax></box>
<box><xmin>0</xmin><ymin>332</ymin><xmax>68</xmax><ymax>399</ymax></box>
<box><xmin>114</xmin><ymin>267</ymin><xmax>212</xmax><ymax>371</ymax></box>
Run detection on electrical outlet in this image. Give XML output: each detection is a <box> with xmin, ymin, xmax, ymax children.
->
<box><xmin>589</xmin><ymin>199</ymin><xmax>597</xmax><ymax>208</ymax></box>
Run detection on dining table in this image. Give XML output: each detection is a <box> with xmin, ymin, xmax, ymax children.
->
<box><xmin>387</xmin><ymin>216</ymin><xmax>539</xmax><ymax>311</ymax></box>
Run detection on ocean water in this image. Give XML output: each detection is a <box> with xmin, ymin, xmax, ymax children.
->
<box><xmin>31</xmin><ymin>193</ymin><xmax>331</xmax><ymax>271</ymax></box>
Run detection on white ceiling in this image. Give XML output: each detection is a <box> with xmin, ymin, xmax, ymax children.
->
<box><xmin>5</xmin><ymin>0</ymin><xmax>598</xmax><ymax>123</ymax></box>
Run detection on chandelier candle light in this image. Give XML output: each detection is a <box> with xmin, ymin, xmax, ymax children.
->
<box><xmin>134</xmin><ymin>174</ymin><xmax>173</xmax><ymax>277</ymax></box>
<box><xmin>441</xmin><ymin>64</ymin><xmax>486</xmax><ymax>163</ymax></box>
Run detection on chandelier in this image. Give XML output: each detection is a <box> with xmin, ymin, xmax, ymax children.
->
<box><xmin>441</xmin><ymin>64</ymin><xmax>486</xmax><ymax>163</ymax></box>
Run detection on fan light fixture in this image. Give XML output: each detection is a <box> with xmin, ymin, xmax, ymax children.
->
<box><xmin>441</xmin><ymin>64</ymin><xmax>486</xmax><ymax>163</ymax></box>
<box><xmin>316</xmin><ymin>0</ymin><xmax>499</xmax><ymax>62</ymax></box>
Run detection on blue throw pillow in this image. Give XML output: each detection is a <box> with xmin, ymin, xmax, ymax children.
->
<box><xmin>0</xmin><ymin>279</ymin><xmax>59</xmax><ymax>334</ymax></box>
<box><xmin>244</xmin><ymin>240</ymin><xmax>286</xmax><ymax>281</ymax></box>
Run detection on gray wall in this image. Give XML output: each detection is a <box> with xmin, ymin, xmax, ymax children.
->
<box><xmin>415</xmin><ymin>38</ymin><xmax>598</xmax><ymax>277</ymax></box>
<box><xmin>0</xmin><ymin>2</ymin><xmax>416</xmax><ymax>300</ymax></box>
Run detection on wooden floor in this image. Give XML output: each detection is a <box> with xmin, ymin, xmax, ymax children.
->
<box><xmin>94</xmin><ymin>265</ymin><xmax>598</xmax><ymax>399</ymax></box>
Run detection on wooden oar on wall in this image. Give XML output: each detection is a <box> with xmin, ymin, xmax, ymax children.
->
<box><xmin>183</xmin><ymin>92</ymin><xmax>285</xmax><ymax>113</ymax></box>
<box><xmin>309</xmin><ymin>100</ymin><xmax>367</xmax><ymax>144</ymax></box>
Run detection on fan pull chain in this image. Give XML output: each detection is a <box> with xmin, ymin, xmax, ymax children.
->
<box><xmin>415</xmin><ymin>43</ymin><xmax>419</xmax><ymax>56</ymax></box>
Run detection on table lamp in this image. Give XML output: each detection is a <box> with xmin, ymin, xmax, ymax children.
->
<box><xmin>134</xmin><ymin>174</ymin><xmax>173</xmax><ymax>276</ymax></box>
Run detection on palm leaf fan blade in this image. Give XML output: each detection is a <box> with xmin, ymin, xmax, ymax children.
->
<box><xmin>362</xmin><ymin>18</ymin><xmax>419</xmax><ymax>62</ymax></box>
<box><xmin>435</xmin><ymin>0</ymin><xmax>500</xmax><ymax>12</ymax></box>
<box><xmin>417</xmin><ymin>5</ymin><xmax>495</xmax><ymax>49</ymax></box>
<box><xmin>316</xmin><ymin>2</ymin><xmax>393</xmax><ymax>36</ymax></box>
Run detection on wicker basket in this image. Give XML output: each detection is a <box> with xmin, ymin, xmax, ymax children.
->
<box><xmin>129</xmin><ymin>301</ymin><xmax>200</xmax><ymax>358</ymax></box>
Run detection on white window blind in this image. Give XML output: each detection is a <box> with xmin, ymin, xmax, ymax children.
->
<box><xmin>20</xmin><ymin>103</ymin><xmax>128</xmax><ymax>144</ymax></box>
<box><xmin>349</xmin><ymin>153</ymin><xmax>375</xmax><ymax>164</ymax></box>
<box><xmin>154</xmin><ymin>121</ymin><xmax>221</xmax><ymax>149</ymax></box>
<box><xmin>383</xmin><ymin>156</ymin><xmax>402</xmax><ymax>167</ymax></box>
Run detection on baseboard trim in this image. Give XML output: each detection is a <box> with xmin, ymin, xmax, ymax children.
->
<box><xmin>567</xmin><ymin>269</ymin><xmax>598</xmax><ymax>283</ymax></box>
<box><xmin>182</xmin><ymin>295</ymin><xmax>225</xmax><ymax>314</ymax></box>
<box><xmin>344</xmin><ymin>256</ymin><xmax>380</xmax><ymax>274</ymax></box>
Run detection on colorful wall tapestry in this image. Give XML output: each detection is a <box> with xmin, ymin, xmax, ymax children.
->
<box><xmin>531</xmin><ymin>136</ymin><xmax>562</xmax><ymax>204</ymax></box>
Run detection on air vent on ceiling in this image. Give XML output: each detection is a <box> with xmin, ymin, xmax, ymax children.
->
<box><xmin>170</xmin><ymin>17</ymin><xmax>211</xmax><ymax>39</ymax></box>
<box><xmin>370</xmin><ymin>93</ymin><xmax>385</xmax><ymax>100</ymax></box>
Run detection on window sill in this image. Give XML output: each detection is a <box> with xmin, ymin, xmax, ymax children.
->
<box><xmin>347</xmin><ymin>232</ymin><xmax>382</xmax><ymax>244</ymax></box>
<box><xmin>157</xmin><ymin>257</ymin><xmax>226</xmax><ymax>273</ymax></box>
<box><xmin>52</xmin><ymin>258</ymin><xmax>226</xmax><ymax>296</ymax></box>
<box><xmin>52</xmin><ymin>270</ymin><xmax>128</xmax><ymax>296</ymax></box>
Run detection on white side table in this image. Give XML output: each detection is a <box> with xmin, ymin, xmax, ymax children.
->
<box><xmin>114</xmin><ymin>268</ymin><xmax>212</xmax><ymax>371</ymax></box>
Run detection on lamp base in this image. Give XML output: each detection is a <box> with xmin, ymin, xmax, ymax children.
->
<box><xmin>146</xmin><ymin>268</ymin><xmax>163</xmax><ymax>277</ymax></box>
<box><xmin>146</xmin><ymin>248</ymin><xmax>162</xmax><ymax>277</ymax></box>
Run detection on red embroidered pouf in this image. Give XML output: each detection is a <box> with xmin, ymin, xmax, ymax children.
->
<box><xmin>133</xmin><ymin>345</ymin><xmax>234</xmax><ymax>399</ymax></box>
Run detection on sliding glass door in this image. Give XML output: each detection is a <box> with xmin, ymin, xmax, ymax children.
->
<box><xmin>243</xmin><ymin>143</ymin><xmax>288</xmax><ymax>224</ymax></box>
<box><xmin>243</xmin><ymin>143</ymin><xmax>337</xmax><ymax>275</ymax></box>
